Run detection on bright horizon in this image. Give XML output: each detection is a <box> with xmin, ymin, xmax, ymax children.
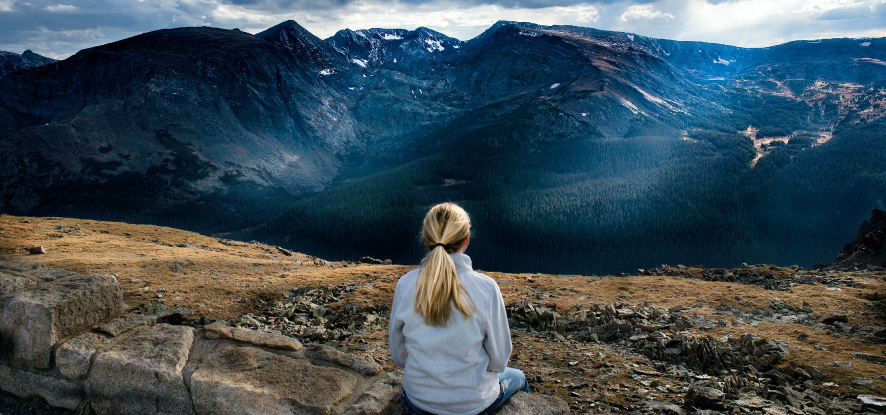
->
<box><xmin>0</xmin><ymin>0</ymin><xmax>885</xmax><ymax>60</ymax></box>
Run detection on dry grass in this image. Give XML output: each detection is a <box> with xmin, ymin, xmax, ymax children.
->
<box><xmin>2</xmin><ymin>213</ymin><xmax>885</xmax><ymax>410</ymax></box>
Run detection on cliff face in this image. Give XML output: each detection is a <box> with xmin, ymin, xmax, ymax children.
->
<box><xmin>831</xmin><ymin>209</ymin><xmax>886</xmax><ymax>271</ymax></box>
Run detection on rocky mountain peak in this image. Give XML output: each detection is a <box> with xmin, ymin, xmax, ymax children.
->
<box><xmin>256</xmin><ymin>20</ymin><xmax>347</xmax><ymax>70</ymax></box>
<box><xmin>0</xmin><ymin>49</ymin><xmax>56</xmax><ymax>79</ymax></box>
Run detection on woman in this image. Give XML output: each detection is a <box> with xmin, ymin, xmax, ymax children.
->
<box><xmin>389</xmin><ymin>203</ymin><xmax>529</xmax><ymax>415</ymax></box>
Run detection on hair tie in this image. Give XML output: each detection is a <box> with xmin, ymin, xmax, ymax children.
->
<box><xmin>435</xmin><ymin>243</ymin><xmax>445</xmax><ymax>248</ymax></box>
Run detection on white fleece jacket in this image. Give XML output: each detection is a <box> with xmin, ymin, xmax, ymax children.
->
<box><xmin>389</xmin><ymin>253</ymin><xmax>512</xmax><ymax>415</ymax></box>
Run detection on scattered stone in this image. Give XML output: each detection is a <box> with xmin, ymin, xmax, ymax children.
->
<box><xmin>89</xmin><ymin>324</ymin><xmax>196</xmax><ymax>415</ymax></box>
<box><xmin>0</xmin><ymin>273</ymin><xmax>123</xmax><ymax>369</ymax></box>
<box><xmin>684</xmin><ymin>385</ymin><xmax>725</xmax><ymax>409</ymax></box>
<box><xmin>858</xmin><ymin>395</ymin><xmax>886</xmax><ymax>409</ymax></box>
<box><xmin>203</xmin><ymin>322</ymin><xmax>302</xmax><ymax>351</ymax></box>
<box><xmin>854</xmin><ymin>377</ymin><xmax>874</xmax><ymax>386</ymax></box>
<box><xmin>359</xmin><ymin>257</ymin><xmax>385</xmax><ymax>265</ymax></box>
<box><xmin>28</xmin><ymin>246</ymin><xmax>46</xmax><ymax>255</ymax></box>
<box><xmin>821</xmin><ymin>315</ymin><xmax>848</xmax><ymax>325</ymax></box>
<box><xmin>852</xmin><ymin>352</ymin><xmax>886</xmax><ymax>366</ymax></box>
<box><xmin>735</xmin><ymin>393</ymin><xmax>768</xmax><ymax>410</ymax></box>
<box><xmin>824</xmin><ymin>361</ymin><xmax>853</xmax><ymax>368</ymax></box>
<box><xmin>645</xmin><ymin>399</ymin><xmax>686</xmax><ymax>414</ymax></box>
<box><xmin>55</xmin><ymin>331</ymin><xmax>111</xmax><ymax>380</ymax></box>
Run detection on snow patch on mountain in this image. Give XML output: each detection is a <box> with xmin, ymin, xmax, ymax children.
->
<box><xmin>425</xmin><ymin>39</ymin><xmax>445</xmax><ymax>53</ymax></box>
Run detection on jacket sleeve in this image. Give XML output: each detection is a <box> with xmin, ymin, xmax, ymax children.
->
<box><xmin>483</xmin><ymin>283</ymin><xmax>512</xmax><ymax>373</ymax></box>
<box><xmin>388</xmin><ymin>281</ymin><xmax>408</xmax><ymax>368</ymax></box>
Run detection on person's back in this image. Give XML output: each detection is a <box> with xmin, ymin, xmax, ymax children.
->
<box><xmin>388</xmin><ymin>203</ymin><xmax>529</xmax><ymax>415</ymax></box>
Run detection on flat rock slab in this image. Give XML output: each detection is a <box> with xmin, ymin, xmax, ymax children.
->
<box><xmin>0</xmin><ymin>273</ymin><xmax>123</xmax><ymax>369</ymax></box>
<box><xmin>95</xmin><ymin>314</ymin><xmax>156</xmax><ymax>337</ymax></box>
<box><xmin>56</xmin><ymin>331</ymin><xmax>111</xmax><ymax>380</ymax></box>
<box><xmin>204</xmin><ymin>322</ymin><xmax>302</xmax><ymax>351</ymax></box>
<box><xmin>187</xmin><ymin>340</ymin><xmax>360</xmax><ymax>415</ymax></box>
<box><xmin>0</xmin><ymin>364</ymin><xmax>84</xmax><ymax>410</ymax></box>
<box><xmin>0</xmin><ymin>257</ymin><xmax>40</xmax><ymax>273</ymax></box>
<box><xmin>89</xmin><ymin>324</ymin><xmax>196</xmax><ymax>415</ymax></box>
<box><xmin>495</xmin><ymin>391</ymin><xmax>570</xmax><ymax>415</ymax></box>
<box><xmin>309</xmin><ymin>344</ymin><xmax>381</xmax><ymax>376</ymax></box>
<box><xmin>344</xmin><ymin>371</ymin><xmax>403</xmax><ymax>415</ymax></box>
<box><xmin>0</xmin><ymin>272</ymin><xmax>36</xmax><ymax>296</ymax></box>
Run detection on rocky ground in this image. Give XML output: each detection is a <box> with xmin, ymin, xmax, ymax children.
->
<box><xmin>1</xmin><ymin>214</ymin><xmax>885</xmax><ymax>414</ymax></box>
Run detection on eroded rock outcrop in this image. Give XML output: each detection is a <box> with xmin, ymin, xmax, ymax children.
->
<box><xmin>0</xmin><ymin>257</ymin><xmax>568</xmax><ymax>414</ymax></box>
<box><xmin>830</xmin><ymin>208</ymin><xmax>886</xmax><ymax>271</ymax></box>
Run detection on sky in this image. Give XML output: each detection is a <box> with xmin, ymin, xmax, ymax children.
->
<box><xmin>1</xmin><ymin>0</ymin><xmax>885</xmax><ymax>59</ymax></box>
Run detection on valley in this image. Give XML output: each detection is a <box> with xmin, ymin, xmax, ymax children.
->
<box><xmin>1</xmin><ymin>21</ymin><xmax>885</xmax><ymax>275</ymax></box>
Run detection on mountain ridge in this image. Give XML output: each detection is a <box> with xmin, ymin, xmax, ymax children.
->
<box><xmin>1</xmin><ymin>20</ymin><xmax>885</xmax><ymax>274</ymax></box>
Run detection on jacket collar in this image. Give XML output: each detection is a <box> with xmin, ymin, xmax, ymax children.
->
<box><xmin>450</xmin><ymin>253</ymin><xmax>473</xmax><ymax>271</ymax></box>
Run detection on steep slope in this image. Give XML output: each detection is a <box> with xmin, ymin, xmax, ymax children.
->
<box><xmin>1</xmin><ymin>21</ymin><xmax>885</xmax><ymax>274</ymax></box>
<box><xmin>0</xmin><ymin>27</ymin><xmax>359</xmax><ymax>227</ymax></box>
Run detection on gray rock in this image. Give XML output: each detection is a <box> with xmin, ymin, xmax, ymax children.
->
<box><xmin>0</xmin><ymin>364</ymin><xmax>84</xmax><ymax>410</ymax></box>
<box><xmin>309</xmin><ymin>344</ymin><xmax>381</xmax><ymax>376</ymax></box>
<box><xmin>203</xmin><ymin>322</ymin><xmax>302</xmax><ymax>351</ymax></box>
<box><xmin>821</xmin><ymin>315</ymin><xmax>848</xmax><ymax>325</ymax></box>
<box><xmin>852</xmin><ymin>352</ymin><xmax>886</xmax><ymax>366</ymax></box>
<box><xmin>89</xmin><ymin>324</ymin><xmax>196</xmax><ymax>415</ymax></box>
<box><xmin>0</xmin><ymin>257</ymin><xmax>40</xmax><ymax>273</ymax></box>
<box><xmin>24</xmin><ymin>267</ymin><xmax>76</xmax><ymax>283</ymax></box>
<box><xmin>858</xmin><ymin>395</ymin><xmax>886</xmax><ymax>408</ymax></box>
<box><xmin>645</xmin><ymin>399</ymin><xmax>686</xmax><ymax>414</ymax></box>
<box><xmin>684</xmin><ymin>385</ymin><xmax>725</xmax><ymax>409</ymax></box>
<box><xmin>496</xmin><ymin>391</ymin><xmax>570</xmax><ymax>415</ymax></box>
<box><xmin>0</xmin><ymin>273</ymin><xmax>123</xmax><ymax>369</ymax></box>
<box><xmin>735</xmin><ymin>393</ymin><xmax>768</xmax><ymax>409</ymax></box>
<box><xmin>344</xmin><ymin>371</ymin><xmax>403</xmax><ymax>415</ymax></box>
<box><xmin>854</xmin><ymin>377</ymin><xmax>874</xmax><ymax>386</ymax></box>
<box><xmin>0</xmin><ymin>272</ymin><xmax>35</xmax><ymax>296</ymax></box>
<box><xmin>56</xmin><ymin>331</ymin><xmax>111</xmax><ymax>379</ymax></box>
<box><xmin>186</xmin><ymin>341</ymin><xmax>360</xmax><ymax>415</ymax></box>
<box><xmin>824</xmin><ymin>361</ymin><xmax>853</xmax><ymax>368</ymax></box>
<box><xmin>94</xmin><ymin>314</ymin><xmax>156</xmax><ymax>337</ymax></box>
<box><xmin>827</xmin><ymin>399</ymin><xmax>863</xmax><ymax>414</ymax></box>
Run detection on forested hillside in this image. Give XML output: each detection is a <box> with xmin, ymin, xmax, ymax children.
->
<box><xmin>1</xmin><ymin>21</ymin><xmax>884</xmax><ymax>275</ymax></box>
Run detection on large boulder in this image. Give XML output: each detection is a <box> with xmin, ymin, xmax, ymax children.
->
<box><xmin>185</xmin><ymin>338</ymin><xmax>361</xmax><ymax>414</ymax></box>
<box><xmin>55</xmin><ymin>331</ymin><xmax>112</xmax><ymax>380</ymax></box>
<box><xmin>0</xmin><ymin>364</ymin><xmax>84</xmax><ymax>410</ymax></box>
<box><xmin>0</xmin><ymin>273</ymin><xmax>123</xmax><ymax>368</ymax></box>
<box><xmin>89</xmin><ymin>324</ymin><xmax>196</xmax><ymax>415</ymax></box>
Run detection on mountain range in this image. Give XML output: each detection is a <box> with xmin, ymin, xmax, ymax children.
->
<box><xmin>1</xmin><ymin>20</ymin><xmax>884</xmax><ymax>274</ymax></box>
<box><xmin>0</xmin><ymin>49</ymin><xmax>56</xmax><ymax>79</ymax></box>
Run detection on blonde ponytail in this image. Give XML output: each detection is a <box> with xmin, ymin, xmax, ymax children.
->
<box><xmin>415</xmin><ymin>203</ymin><xmax>473</xmax><ymax>326</ymax></box>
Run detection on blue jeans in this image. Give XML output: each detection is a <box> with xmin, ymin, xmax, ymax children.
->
<box><xmin>400</xmin><ymin>367</ymin><xmax>530</xmax><ymax>415</ymax></box>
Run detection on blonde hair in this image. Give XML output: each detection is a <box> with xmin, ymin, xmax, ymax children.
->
<box><xmin>415</xmin><ymin>203</ymin><xmax>474</xmax><ymax>326</ymax></box>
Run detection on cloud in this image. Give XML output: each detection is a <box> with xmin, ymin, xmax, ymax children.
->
<box><xmin>43</xmin><ymin>4</ymin><xmax>79</xmax><ymax>13</ymax></box>
<box><xmin>0</xmin><ymin>0</ymin><xmax>884</xmax><ymax>59</ymax></box>
<box><xmin>620</xmin><ymin>4</ymin><xmax>674</xmax><ymax>21</ymax></box>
